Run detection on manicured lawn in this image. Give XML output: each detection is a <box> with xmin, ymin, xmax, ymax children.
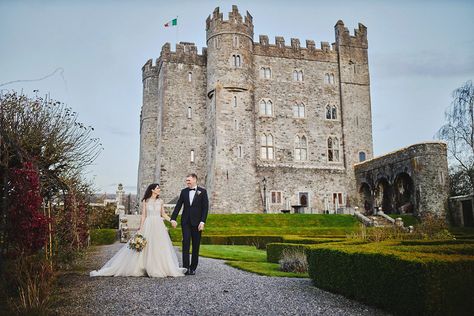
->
<box><xmin>166</xmin><ymin>214</ymin><xmax>359</xmax><ymax>241</ymax></box>
<box><xmin>175</xmin><ymin>243</ymin><xmax>308</xmax><ymax>278</ymax></box>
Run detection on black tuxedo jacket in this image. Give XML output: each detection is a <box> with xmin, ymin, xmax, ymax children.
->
<box><xmin>171</xmin><ymin>187</ymin><xmax>209</xmax><ymax>226</ymax></box>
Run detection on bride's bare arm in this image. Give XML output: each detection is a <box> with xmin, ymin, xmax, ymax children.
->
<box><xmin>161</xmin><ymin>200</ymin><xmax>171</xmax><ymax>221</ymax></box>
<box><xmin>139</xmin><ymin>201</ymin><xmax>147</xmax><ymax>231</ymax></box>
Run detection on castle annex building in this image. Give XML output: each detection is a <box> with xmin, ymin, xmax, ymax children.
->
<box><xmin>137</xmin><ymin>6</ymin><xmax>448</xmax><ymax>216</ymax></box>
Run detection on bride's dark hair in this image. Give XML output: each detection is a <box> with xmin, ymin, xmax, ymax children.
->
<box><xmin>142</xmin><ymin>183</ymin><xmax>160</xmax><ymax>201</ymax></box>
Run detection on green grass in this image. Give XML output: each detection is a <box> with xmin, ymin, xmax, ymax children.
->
<box><xmin>198</xmin><ymin>245</ymin><xmax>267</xmax><ymax>262</ymax></box>
<box><xmin>175</xmin><ymin>243</ymin><xmax>308</xmax><ymax>278</ymax></box>
<box><xmin>226</xmin><ymin>261</ymin><xmax>308</xmax><ymax>278</ymax></box>
<box><xmin>166</xmin><ymin>214</ymin><xmax>359</xmax><ymax>241</ymax></box>
<box><xmin>387</xmin><ymin>214</ymin><xmax>419</xmax><ymax>226</ymax></box>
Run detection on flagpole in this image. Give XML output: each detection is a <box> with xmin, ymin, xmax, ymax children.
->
<box><xmin>176</xmin><ymin>16</ymin><xmax>179</xmax><ymax>43</ymax></box>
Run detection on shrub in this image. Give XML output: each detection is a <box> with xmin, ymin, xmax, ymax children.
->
<box><xmin>279</xmin><ymin>248</ymin><xmax>308</xmax><ymax>273</ymax></box>
<box><xmin>306</xmin><ymin>242</ymin><xmax>474</xmax><ymax>315</ymax></box>
<box><xmin>90</xmin><ymin>229</ymin><xmax>117</xmax><ymax>245</ymax></box>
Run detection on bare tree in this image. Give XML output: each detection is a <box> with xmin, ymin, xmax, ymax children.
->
<box><xmin>437</xmin><ymin>80</ymin><xmax>474</xmax><ymax>195</ymax></box>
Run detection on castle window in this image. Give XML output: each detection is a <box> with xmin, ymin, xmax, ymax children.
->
<box><xmin>330</xmin><ymin>74</ymin><xmax>335</xmax><ymax>84</ymax></box>
<box><xmin>187</xmin><ymin>107</ymin><xmax>192</xmax><ymax>119</ymax></box>
<box><xmin>237</xmin><ymin>145</ymin><xmax>243</xmax><ymax>158</ymax></box>
<box><xmin>359</xmin><ymin>151</ymin><xmax>366</xmax><ymax>162</ymax></box>
<box><xmin>215</xmin><ymin>37</ymin><xmax>219</xmax><ymax>49</ymax></box>
<box><xmin>324</xmin><ymin>73</ymin><xmax>330</xmax><ymax>84</ymax></box>
<box><xmin>188</xmin><ymin>72</ymin><xmax>192</xmax><ymax>82</ymax></box>
<box><xmin>233</xmin><ymin>36</ymin><xmax>239</xmax><ymax>48</ymax></box>
<box><xmin>328</xmin><ymin>137</ymin><xmax>340</xmax><ymax>162</ymax></box>
<box><xmin>293</xmin><ymin>103</ymin><xmax>305</xmax><ymax>118</ymax></box>
<box><xmin>294</xmin><ymin>135</ymin><xmax>308</xmax><ymax>161</ymax></box>
<box><xmin>190</xmin><ymin>150</ymin><xmax>195</xmax><ymax>163</ymax></box>
<box><xmin>233</xmin><ymin>96</ymin><xmax>238</xmax><ymax>107</ymax></box>
<box><xmin>333</xmin><ymin>193</ymin><xmax>343</xmax><ymax>210</ymax></box>
<box><xmin>293</xmin><ymin>70</ymin><xmax>303</xmax><ymax>82</ymax></box>
<box><xmin>260</xmin><ymin>67</ymin><xmax>272</xmax><ymax>79</ymax></box>
<box><xmin>232</xmin><ymin>54</ymin><xmax>242</xmax><ymax>67</ymax></box>
<box><xmin>260</xmin><ymin>134</ymin><xmax>274</xmax><ymax>160</ymax></box>
<box><xmin>271</xmin><ymin>191</ymin><xmax>282</xmax><ymax>204</ymax></box>
<box><xmin>259</xmin><ymin>99</ymin><xmax>273</xmax><ymax>116</ymax></box>
<box><xmin>265</xmin><ymin>68</ymin><xmax>271</xmax><ymax>79</ymax></box>
<box><xmin>325</xmin><ymin>73</ymin><xmax>335</xmax><ymax>84</ymax></box>
<box><xmin>326</xmin><ymin>105</ymin><xmax>337</xmax><ymax>120</ymax></box>
<box><xmin>234</xmin><ymin>119</ymin><xmax>238</xmax><ymax>130</ymax></box>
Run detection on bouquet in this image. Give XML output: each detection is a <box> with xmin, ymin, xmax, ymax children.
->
<box><xmin>128</xmin><ymin>233</ymin><xmax>147</xmax><ymax>252</ymax></box>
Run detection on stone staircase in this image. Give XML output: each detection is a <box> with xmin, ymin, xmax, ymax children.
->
<box><xmin>367</xmin><ymin>215</ymin><xmax>394</xmax><ymax>227</ymax></box>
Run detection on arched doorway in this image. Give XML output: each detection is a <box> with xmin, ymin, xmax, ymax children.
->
<box><xmin>359</xmin><ymin>183</ymin><xmax>372</xmax><ymax>214</ymax></box>
<box><xmin>375</xmin><ymin>178</ymin><xmax>393</xmax><ymax>213</ymax></box>
<box><xmin>394</xmin><ymin>172</ymin><xmax>414</xmax><ymax>213</ymax></box>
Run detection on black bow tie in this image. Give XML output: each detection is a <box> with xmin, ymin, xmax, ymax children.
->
<box><xmin>189</xmin><ymin>188</ymin><xmax>196</xmax><ymax>191</ymax></box>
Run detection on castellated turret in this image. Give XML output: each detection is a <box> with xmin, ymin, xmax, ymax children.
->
<box><xmin>204</xmin><ymin>6</ymin><xmax>260</xmax><ymax>212</ymax></box>
<box><xmin>137</xmin><ymin>6</ymin><xmax>376</xmax><ymax>214</ymax></box>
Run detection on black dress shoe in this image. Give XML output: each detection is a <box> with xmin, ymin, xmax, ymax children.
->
<box><xmin>188</xmin><ymin>270</ymin><xmax>195</xmax><ymax>275</ymax></box>
<box><xmin>184</xmin><ymin>269</ymin><xmax>190</xmax><ymax>275</ymax></box>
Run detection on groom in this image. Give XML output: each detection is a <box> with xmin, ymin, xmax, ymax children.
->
<box><xmin>170</xmin><ymin>173</ymin><xmax>209</xmax><ymax>275</ymax></box>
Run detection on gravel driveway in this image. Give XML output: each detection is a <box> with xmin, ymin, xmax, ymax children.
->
<box><xmin>52</xmin><ymin>242</ymin><xmax>389</xmax><ymax>316</ymax></box>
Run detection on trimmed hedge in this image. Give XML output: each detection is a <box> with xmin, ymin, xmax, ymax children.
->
<box><xmin>90</xmin><ymin>229</ymin><xmax>117</xmax><ymax>245</ymax></box>
<box><xmin>200</xmin><ymin>235</ymin><xmax>284</xmax><ymax>249</ymax></box>
<box><xmin>306</xmin><ymin>242</ymin><xmax>474</xmax><ymax>315</ymax></box>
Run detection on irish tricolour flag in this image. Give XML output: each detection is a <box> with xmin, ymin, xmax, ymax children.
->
<box><xmin>164</xmin><ymin>18</ymin><xmax>177</xmax><ymax>27</ymax></box>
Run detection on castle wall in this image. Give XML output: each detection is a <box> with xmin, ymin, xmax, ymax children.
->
<box><xmin>157</xmin><ymin>43</ymin><xmax>208</xmax><ymax>204</ymax></box>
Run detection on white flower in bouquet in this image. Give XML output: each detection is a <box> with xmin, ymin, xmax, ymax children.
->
<box><xmin>128</xmin><ymin>233</ymin><xmax>147</xmax><ymax>252</ymax></box>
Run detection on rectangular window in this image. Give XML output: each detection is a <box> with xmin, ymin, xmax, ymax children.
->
<box><xmin>190</xmin><ymin>150</ymin><xmax>195</xmax><ymax>163</ymax></box>
<box><xmin>271</xmin><ymin>191</ymin><xmax>282</xmax><ymax>204</ymax></box>
<box><xmin>187</xmin><ymin>107</ymin><xmax>192</xmax><ymax>119</ymax></box>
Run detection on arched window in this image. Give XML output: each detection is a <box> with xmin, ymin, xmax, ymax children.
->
<box><xmin>293</xmin><ymin>103</ymin><xmax>305</xmax><ymax>118</ymax></box>
<box><xmin>190</xmin><ymin>150</ymin><xmax>195</xmax><ymax>163</ymax></box>
<box><xmin>326</xmin><ymin>105</ymin><xmax>331</xmax><ymax>119</ymax></box>
<box><xmin>359</xmin><ymin>151</ymin><xmax>366</xmax><ymax>162</ymax></box>
<box><xmin>330</xmin><ymin>73</ymin><xmax>335</xmax><ymax>84</ymax></box>
<box><xmin>265</xmin><ymin>67</ymin><xmax>271</xmax><ymax>79</ymax></box>
<box><xmin>328</xmin><ymin>137</ymin><xmax>340</xmax><ymax>162</ymax></box>
<box><xmin>331</xmin><ymin>106</ymin><xmax>337</xmax><ymax>119</ymax></box>
<box><xmin>187</xmin><ymin>107</ymin><xmax>192</xmax><ymax>119</ymax></box>
<box><xmin>232</xmin><ymin>54</ymin><xmax>242</xmax><ymax>67</ymax></box>
<box><xmin>295</xmin><ymin>135</ymin><xmax>308</xmax><ymax>161</ymax></box>
<box><xmin>215</xmin><ymin>37</ymin><xmax>219</xmax><ymax>49</ymax></box>
<box><xmin>233</xmin><ymin>96</ymin><xmax>238</xmax><ymax>107</ymax></box>
<box><xmin>293</xmin><ymin>70</ymin><xmax>298</xmax><ymax>81</ymax></box>
<box><xmin>260</xmin><ymin>134</ymin><xmax>274</xmax><ymax>160</ymax></box>
<box><xmin>259</xmin><ymin>99</ymin><xmax>273</xmax><ymax>116</ymax></box>
<box><xmin>324</xmin><ymin>73</ymin><xmax>330</xmax><ymax>84</ymax></box>
<box><xmin>188</xmin><ymin>72</ymin><xmax>192</xmax><ymax>82</ymax></box>
<box><xmin>298</xmin><ymin>70</ymin><xmax>303</xmax><ymax>82</ymax></box>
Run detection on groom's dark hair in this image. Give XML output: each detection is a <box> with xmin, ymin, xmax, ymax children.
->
<box><xmin>187</xmin><ymin>173</ymin><xmax>198</xmax><ymax>180</ymax></box>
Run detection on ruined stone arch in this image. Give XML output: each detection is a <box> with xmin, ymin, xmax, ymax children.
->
<box><xmin>374</xmin><ymin>177</ymin><xmax>393</xmax><ymax>213</ymax></box>
<box><xmin>359</xmin><ymin>182</ymin><xmax>372</xmax><ymax>213</ymax></box>
<box><xmin>393</xmin><ymin>172</ymin><xmax>415</xmax><ymax>213</ymax></box>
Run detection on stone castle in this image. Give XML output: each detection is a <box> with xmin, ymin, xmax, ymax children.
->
<box><xmin>137</xmin><ymin>5</ymin><xmax>449</xmax><ymax>216</ymax></box>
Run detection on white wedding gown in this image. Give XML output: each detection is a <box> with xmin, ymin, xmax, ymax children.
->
<box><xmin>90</xmin><ymin>198</ymin><xmax>186</xmax><ymax>277</ymax></box>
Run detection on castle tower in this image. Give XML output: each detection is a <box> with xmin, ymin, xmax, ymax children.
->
<box><xmin>205</xmin><ymin>6</ymin><xmax>261</xmax><ymax>212</ymax></box>
<box><xmin>137</xmin><ymin>59</ymin><xmax>160</xmax><ymax>200</ymax></box>
<box><xmin>335</xmin><ymin>21</ymin><xmax>373</xmax><ymax>194</ymax></box>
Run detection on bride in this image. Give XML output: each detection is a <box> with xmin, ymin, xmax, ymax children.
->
<box><xmin>90</xmin><ymin>183</ymin><xmax>186</xmax><ymax>277</ymax></box>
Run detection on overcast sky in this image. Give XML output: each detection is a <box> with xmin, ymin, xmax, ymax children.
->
<box><xmin>1</xmin><ymin>0</ymin><xmax>473</xmax><ymax>194</ymax></box>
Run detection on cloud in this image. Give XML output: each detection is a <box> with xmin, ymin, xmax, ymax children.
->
<box><xmin>373</xmin><ymin>49</ymin><xmax>474</xmax><ymax>78</ymax></box>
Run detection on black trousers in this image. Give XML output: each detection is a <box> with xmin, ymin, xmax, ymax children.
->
<box><xmin>181</xmin><ymin>223</ymin><xmax>201</xmax><ymax>270</ymax></box>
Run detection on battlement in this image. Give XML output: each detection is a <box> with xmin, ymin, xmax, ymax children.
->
<box><xmin>254</xmin><ymin>35</ymin><xmax>337</xmax><ymax>61</ymax></box>
<box><xmin>159</xmin><ymin>42</ymin><xmax>207</xmax><ymax>66</ymax></box>
<box><xmin>335</xmin><ymin>20</ymin><xmax>367</xmax><ymax>48</ymax></box>
<box><xmin>142</xmin><ymin>58</ymin><xmax>159</xmax><ymax>80</ymax></box>
<box><xmin>206</xmin><ymin>5</ymin><xmax>254</xmax><ymax>41</ymax></box>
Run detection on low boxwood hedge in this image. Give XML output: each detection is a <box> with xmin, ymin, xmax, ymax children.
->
<box><xmin>306</xmin><ymin>242</ymin><xmax>474</xmax><ymax>315</ymax></box>
<box><xmin>90</xmin><ymin>229</ymin><xmax>117</xmax><ymax>245</ymax></box>
<box><xmin>266</xmin><ymin>238</ymin><xmax>345</xmax><ymax>263</ymax></box>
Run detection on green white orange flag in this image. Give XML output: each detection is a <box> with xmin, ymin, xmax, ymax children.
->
<box><xmin>164</xmin><ymin>18</ymin><xmax>177</xmax><ymax>27</ymax></box>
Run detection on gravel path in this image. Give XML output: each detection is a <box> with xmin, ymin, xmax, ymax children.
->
<box><xmin>52</xmin><ymin>242</ymin><xmax>389</xmax><ymax>316</ymax></box>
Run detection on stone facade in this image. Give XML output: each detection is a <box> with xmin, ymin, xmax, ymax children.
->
<box><xmin>354</xmin><ymin>142</ymin><xmax>449</xmax><ymax>217</ymax></box>
<box><xmin>137</xmin><ymin>5</ymin><xmax>446</xmax><ymax>216</ymax></box>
